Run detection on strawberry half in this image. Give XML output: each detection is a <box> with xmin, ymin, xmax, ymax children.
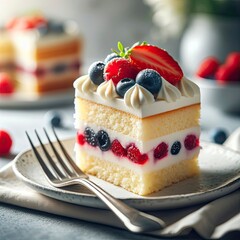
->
<box><xmin>129</xmin><ymin>45</ymin><xmax>183</xmax><ymax>85</ymax></box>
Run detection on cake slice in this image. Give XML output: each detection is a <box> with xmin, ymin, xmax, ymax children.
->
<box><xmin>74</xmin><ymin>42</ymin><xmax>200</xmax><ymax>196</ymax></box>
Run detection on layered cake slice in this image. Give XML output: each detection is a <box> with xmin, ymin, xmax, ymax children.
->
<box><xmin>1</xmin><ymin>14</ymin><xmax>82</xmax><ymax>94</ymax></box>
<box><xmin>74</xmin><ymin>42</ymin><xmax>200</xmax><ymax>196</ymax></box>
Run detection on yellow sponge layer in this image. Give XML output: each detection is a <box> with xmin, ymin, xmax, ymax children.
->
<box><xmin>75</xmin><ymin>150</ymin><xmax>199</xmax><ymax>196</ymax></box>
<box><xmin>75</xmin><ymin>97</ymin><xmax>200</xmax><ymax>141</ymax></box>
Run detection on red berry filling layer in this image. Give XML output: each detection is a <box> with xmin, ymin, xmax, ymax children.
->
<box><xmin>77</xmin><ymin>128</ymin><xmax>199</xmax><ymax>165</ymax></box>
<box><xmin>16</xmin><ymin>61</ymin><xmax>81</xmax><ymax>77</ymax></box>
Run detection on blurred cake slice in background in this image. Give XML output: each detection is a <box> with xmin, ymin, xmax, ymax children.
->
<box><xmin>0</xmin><ymin>14</ymin><xmax>82</xmax><ymax>95</ymax></box>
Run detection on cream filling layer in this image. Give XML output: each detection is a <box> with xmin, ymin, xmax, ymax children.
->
<box><xmin>75</xmin><ymin>121</ymin><xmax>200</xmax><ymax>173</ymax></box>
<box><xmin>16</xmin><ymin>68</ymin><xmax>79</xmax><ymax>84</ymax></box>
<box><xmin>15</xmin><ymin>53</ymin><xmax>80</xmax><ymax>71</ymax></box>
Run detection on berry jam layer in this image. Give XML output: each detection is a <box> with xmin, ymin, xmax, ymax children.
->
<box><xmin>75</xmin><ymin>125</ymin><xmax>200</xmax><ymax>173</ymax></box>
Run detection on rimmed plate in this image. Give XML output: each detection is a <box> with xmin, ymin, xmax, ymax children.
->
<box><xmin>0</xmin><ymin>89</ymin><xmax>74</xmax><ymax>108</ymax></box>
<box><xmin>13</xmin><ymin>138</ymin><xmax>240</xmax><ymax>210</ymax></box>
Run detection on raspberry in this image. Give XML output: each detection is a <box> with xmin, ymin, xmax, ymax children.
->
<box><xmin>215</xmin><ymin>65</ymin><xmax>239</xmax><ymax>83</ymax></box>
<box><xmin>154</xmin><ymin>142</ymin><xmax>168</xmax><ymax>160</ymax></box>
<box><xmin>126</xmin><ymin>143</ymin><xmax>148</xmax><ymax>165</ymax></box>
<box><xmin>138</xmin><ymin>154</ymin><xmax>149</xmax><ymax>165</ymax></box>
<box><xmin>0</xmin><ymin>73</ymin><xmax>14</xmax><ymax>95</ymax></box>
<box><xmin>6</xmin><ymin>16</ymin><xmax>47</xmax><ymax>30</ymax></box>
<box><xmin>195</xmin><ymin>57</ymin><xmax>220</xmax><ymax>78</ymax></box>
<box><xmin>111</xmin><ymin>139</ymin><xmax>126</xmax><ymax>157</ymax></box>
<box><xmin>184</xmin><ymin>135</ymin><xmax>199</xmax><ymax>150</ymax></box>
<box><xmin>104</xmin><ymin>58</ymin><xmax>139</xmax><ymax>86</ymax></box>
<box><xmin>77</xmin><ymin>132</ymin><xmax>85</xmax><ymax>145</ymax></box>
<box><xmin>225</xmin><ymin>52</ymin><xmax>240</xmax><ymax>70</ymax></box>
<box><xmin>0</xmin><ymin>130</ymin><xmax>13</xmax><ymax>156</ymax></box>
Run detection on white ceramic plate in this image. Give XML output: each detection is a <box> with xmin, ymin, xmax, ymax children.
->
<box><xmin>0</xmin><ymin>89</ymin><xmax>74</xmax><ymax>108</ymax></box>
<box><xmin>13</xmin><ymin>138</ymin><xmax>240</xmax><ymax>210</ymax></box>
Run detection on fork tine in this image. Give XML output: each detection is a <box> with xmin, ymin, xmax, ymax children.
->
<box><xmin>43</xmin><ymin>128</ymin><xmax>74</xmax><ymax>177</ymax></box>
<box><xmin>25</xmin><ymin>131</ymin><xmax>56</xmax><ymax>181</ymax></box>
<box><xmin>34</xmin><ymin>130</ymin><xmax>65</xmax><ymax>179</ymax></box>
<box><xmin>52</xmin><ymin>127</ymin><xmax>82</xmax><ymax>175</ymax></box>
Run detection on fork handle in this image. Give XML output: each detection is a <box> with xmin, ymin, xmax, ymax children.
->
<box><xmin>75</xmin><ymin>178</ymin><xmax>165</xmax><ymax>233</ymax></box>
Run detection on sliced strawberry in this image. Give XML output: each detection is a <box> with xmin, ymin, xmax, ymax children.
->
<box><xmin>104</xmin><ymin>58</ymin><xmax>139</xmax><ymax>86</ymax></box>
<box><xmin>129</xmin><ymin>45</ymin><xmax>183</xmax><ymax>85</ymax></box>
<box><xmin>196</xmin><ymin>57</ymin><xmax>220</xmax><ymax>79</ymax></box>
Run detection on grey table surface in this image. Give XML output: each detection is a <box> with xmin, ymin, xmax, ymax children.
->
<box><xmin>0</xmin><ymin>102</ymin><xmax>240</xmax><ymax>240</ymax></box>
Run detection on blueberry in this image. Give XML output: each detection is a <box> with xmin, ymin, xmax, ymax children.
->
<box><xmin>96</xmin><ymin>130</ymin><xmax>111</xmax><ymax>151</ymax></box>
<box><xmin>52</xmin><ymin>63</ymin><xmax>67</xmax><ymax>74</ymax></box>
<box><xmin>48</xmin><ymin>20</ymin><xmax>64</xmax><ymax>33</ymax></box>
<box><xmin>88</xmin><ymin>61</ymin><xmax>105</xmax><ymax>85</ymax></box>
<box><xmin>36</xmin><ymin>25</ymin><xmax>48</xmax><ymax>36</ymax></box>
<box><xmin>104</xmin><ymin>53</ymin><xmax>119</xmax><ymax>63</ymax></box>
<box><xmin>116</xmin><ymin>78</ymin><xmax>136</xmax><ymax>97</ymax></box>
<box><xmin>170</xmin><ymin>141</ymin><xmax>181</xmax><ymax>155</ymax></box>
<box><xmin>210</xmin><ymin>128</ymin><xmax>228</xmax><ymax>144</ymax></box>
<box><xmin>136</xmin><ymin>69</ymin><xmax>162</xmax><ymax>95</ymax></box>
<box><xmin>84</xmin><ymin>127</ymin><xmax>97</xmax><ymax>146</ymax></box>
<box><xmin>45</xmin><ymin>111</ymin><xmax>62</xmax><ymax>127</ymax></box>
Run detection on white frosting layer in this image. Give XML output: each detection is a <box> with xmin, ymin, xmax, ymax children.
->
<box><xmin>75</xmin><ymin>124</ymin><xmax>200</xmax><ymax>173</ymax></box>
<box><xmin>74</xmin><ymin>75</ymin><xmax>200</xmax><ymax>118</ymax></box>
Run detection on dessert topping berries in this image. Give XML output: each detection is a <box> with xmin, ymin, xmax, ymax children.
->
<box><xmin>84</xmin><ymin>127</ymin><xmax>97</xmax><ymax>147</ymax></box>
<box><xmin>111</xmin><ymin>139</ymin><xmax>126</xmax><ymax>157</ymax></box>
<box><xmin>129</xmin><ymin>44</ymin><xmax>183</xmax><ymax>85</ymax></box>
<box><xmin>88</xmin><ymin>61</ymin><xmax>105</xmax><ymax>85</ymax></box>
<box><xmin>136</xmin><ymin>69</ymin><xmax>162</xmax><ymax>95</ymax></box>
<box><xmin>154</xmin><ymin>142</ymin><xmax>168</xmax><ymax>160</ymax></box>
<box><xmin>96</xmin><ymin>130</ymin><xmax>111</xmax><ymax>151</ymax></box>
<box><xmin>116</xmin><ymin>78</ymin><xmax>136</xmax><ymax>97</ymax></box>
<box><xmin>77</xmin><ymin>132</ymin><xmax>85</xmax><ymax>145</ymax></box>
<box><xmin>170</xmin><ymin>141</ymin><xmax>181</xmax><ymax>155</ymax></box>
<box><xmin>126</xmin><ymin>143</ymin><xmax>148</xmax><ymax>165</ymax></box>
<box><xmin>184</xmin><ymin>134</ymin><xmax>199</xmax><ymax>150</ymax></box>
<box><xmin>104</xmin><ymin>58</ymin><xmax>139</xmax><ymax>86</ymax></box>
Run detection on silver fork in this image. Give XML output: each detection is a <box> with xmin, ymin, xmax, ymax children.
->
<box><xmin>25</xmin><ymin>128</ymin><xmax>165</xmax><ymax>233</ymax></box>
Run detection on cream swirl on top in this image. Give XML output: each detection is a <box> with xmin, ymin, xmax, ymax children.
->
<box><xmin>74</xmin><ymin>75</ymin><xmax>200</xmax><ymax>108</ymax></box>
<box><xmin>124</xmin><ymin>84</ymin><xmax>155</xmax><ymax>109</ymax></box>
<box><xmin>97</xmin><ymin>80</ymin><xmax>118</xmax><ymax>100</ymax></box>
<box><xmin>178</xmin><ymin>76</ymin><xmax>200</xmax><ymax>97</ymax></box>
<box><xmin>73</xmin><ymin>75</ymin><xmax>97</xmax><ymax>94</ymax></box>
<box><xmin>157</xmin><ymin>79</ymin><xmax>181</xmax><ymax>102</ymax></box>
